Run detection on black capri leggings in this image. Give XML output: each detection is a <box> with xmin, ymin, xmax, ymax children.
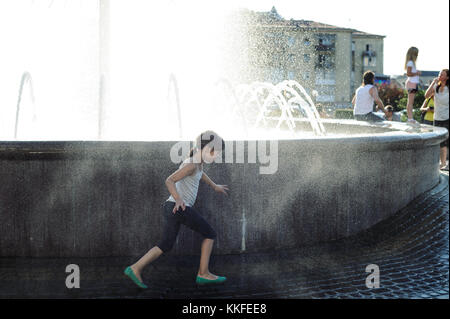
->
<box><xmin>157</xmin><ymin>201</ymin><xmax>217</xmax><ymax>253</ymax></box>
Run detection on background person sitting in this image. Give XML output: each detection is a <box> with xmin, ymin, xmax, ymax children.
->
<box><xmin>352</xmin><ymin>71</ymin><xmax>387</xmax><ymax>122</ymax></box>
<box><xmin>384</xmin><ymin>105</ymin><xmax>401</xmax><ymax>121</ymax></box>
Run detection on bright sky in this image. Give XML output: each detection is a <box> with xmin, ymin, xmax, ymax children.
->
<box><xmin>224</xmin><ymin>0</ymin><xmax>449</xmax><ymax>75</ymax></box>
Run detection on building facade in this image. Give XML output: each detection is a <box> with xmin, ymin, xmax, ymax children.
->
<box><xmin>229</xmin><ymin>7</ymin><xmax>385</xmax><ymax>109</ymax></box>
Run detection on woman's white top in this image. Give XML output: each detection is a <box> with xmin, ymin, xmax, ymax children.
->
<box><xmin>406</xmin><ymin>60</ymin><xmax>420</xmax><ymax>84</ymax></box>
<box><xmin>167</xmin><ymin>157</ymin><xmax>203</xmax><ymax>207</ymax></box>
<box><xmin>354</xmin><ymin>84</ymin><xmax>374</xmax><ymax>115</ymax></box>
<box><xmin>433</xmin><ymin>84</ymin><xmax>449</xmax><ymax>121</ymax></box>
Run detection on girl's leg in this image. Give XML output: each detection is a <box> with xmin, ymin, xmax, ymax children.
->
<box><xmin>405</xmin><ymin>81</ymin><xmax>417</xmax><ymax>121</ymax></box>
<box><xmin>181</xmin><ymin>207</ymin><xmax>220</xmax><ymax>279</ymax></box>
<box><xmin>198</xmin><ymin>238</ymin><xmax>217</xmax><ymax>279</ymax></box>
<box><xmin>406</xmin><ymin>92</ymin><xmax>415</xmax><ymax>120</ymax></box>
<box><xmin>440</xmin><ymin>146</ymin><xmax>448</xmax><ymax>169</ymax></box>
<box><xmin>127</xmin><ymin>202</ymin><xmax>180</xmax><ymax>283</ymax></box>
<box><xmin>130</xmin><ymin>246</ymin><xmax>163</xmax><ymax>282</ymax></box>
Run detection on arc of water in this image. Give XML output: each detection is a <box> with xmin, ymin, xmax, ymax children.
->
<box><xmin>284</xmin><ymin>80</ymin><xmax>326</xmax><ymax>135</ymax></box>
<box><xmin>219</xmin><ymin>79</ymin><xmax>327</xmax><ymax>137</ymax></box>
<box><xmin>251</xmin><ymin>83</ymin><xmax>274</xmax><ymax>128</ymax></box>
<box><xmin>234</xmin><ymin>85</ymin><xmax>261</xmax><ymax>129</ymax></box>
<box><xmin>14</xmin><ymin>71</ymin><xmax>36</xmax><ymax>140</ymax></box>
<box><xmin>276</xmin><ymin>83</ymin><xmax>323</xmax><ymax>136</ymax></box>
<box><xmin>264</xmin><ymin>86</ymin><xmax>296</xmax><ymax>131</ymax></box>
<box><xmin>167</xmin><ymin>73</ymin><xmax>182</xmax><ymax>139</ymax></box>
<box><xmin>245</xmin><ymin>82</ymin><xmax>295</xmax><ymax>131</ymax></box>
<box><xmin>98</xmin><ymin>74</ymin><xmax>105</xmax><ymax>140</ymax></box>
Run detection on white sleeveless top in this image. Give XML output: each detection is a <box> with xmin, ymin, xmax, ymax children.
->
<box><xmin>433</xmin><ymin>84</ymin><xmax>449</xmax><ymax>121</ymax></box>
<box><xmin>406</xmin><ymin>60</ymin><xmax>420</xmax><ymax>84</ymax></box>
<box><xmin>167</xmin><ymin>157</ymin><xmax>203</xmax><ymax>207</ymax></box>
<box><xmin>354</xmin><ymin>84</ymin><xmax>375</xmax><ymax>115</ymax></box>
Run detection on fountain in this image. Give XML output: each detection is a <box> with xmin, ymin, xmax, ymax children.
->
<box><xmin>14</xmin><ymin>71</ymin><xmax>36</xmax><ymax>140</ymax></box>
<box><xmin>0</xmin><ymin>2</ymin><xmax>447</xmax><ymax>258</ymax></box>
<box><xmin>0</xmin><ymin>72</ymin><xmax>447</xmax><ymax>257</ymax></box>
<box><xmin>228</xmin><ymin>80</ymin><xmax>326</xmax><ymax>137</ymax></box>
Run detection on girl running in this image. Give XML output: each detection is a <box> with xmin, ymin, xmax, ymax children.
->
<box><xmin>124</xmin><ymin>131</ymin><xmax>229</xmax><ymax>287</ymax></box>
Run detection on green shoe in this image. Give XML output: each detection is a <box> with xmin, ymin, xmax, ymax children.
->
<box><xmin>124</xmin><ymin>266</ymin><xmax>148</xmax><ymax>289</ymax></box>
<box><xmin>196</xmin><ymin>275</ymin><xmax>227</xmax><ymax>285</ymax></box>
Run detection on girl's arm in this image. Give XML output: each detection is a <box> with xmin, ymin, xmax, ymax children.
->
<box><xmin>425</xmin><ymin>78</ymin><xmax>438</xmax><ymax>99</ymax></box>
<box><xmin>165</xmin><ymin>163</ymin><xmax>196</xmax><ymax>212</ymax></box>
<box><xmin>370</xmin><ymin>87</ymin><xmax>386</xmax><ymax>114</ymax></box>
<box><xmin>201</xmin><ymin>172</ymin><xmax>229</xmax><ymax>196</ymax></box>
<box><xmin>406</xmin><ymin>66</ymin><xmax>421</xmax><ymax>77</ymax></box>
<box><xmin>420</xmin><ymin>98</ymin><xmax>431</xmax><ymax>112</ymax></box>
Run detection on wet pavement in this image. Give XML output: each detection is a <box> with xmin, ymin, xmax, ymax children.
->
<box><xmin>0</xmin><ymin>173</ymin><xmax>448</xmax><ymax>299</ymax></box>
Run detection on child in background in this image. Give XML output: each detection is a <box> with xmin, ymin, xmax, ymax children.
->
<box><xmin>420</xmin><ymin>97</ymin><xmax>434</xmax><ymax>125</ymax></box>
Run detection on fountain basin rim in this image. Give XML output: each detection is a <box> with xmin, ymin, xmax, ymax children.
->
<box><xmin>0</xmin><ymin>127</ymin><xmax>447</xmax><ymax>161</ymax></box>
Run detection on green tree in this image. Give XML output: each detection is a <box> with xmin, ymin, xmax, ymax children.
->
<box><xmin>377</xmin><ymin>85</ymin><xmax>404</xmax><ymax>111</ymax></box>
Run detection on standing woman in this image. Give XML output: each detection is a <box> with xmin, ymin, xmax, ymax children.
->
<box><xmin>425</xmin><ymin>69</ymin><xmax>449</xmax><ymax>170</ymax></box>
<box><xmin>404</xmin><ymin>47</ymin><xmax>421</xmax><ymax>124</ymax></box>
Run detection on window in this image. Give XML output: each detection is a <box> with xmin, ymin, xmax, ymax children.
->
<box><xmin>303</xmin><ymin>38</ymin><xmax>311</xmax><ymax>46</ymax></box>
<box><xmin>316</xmin><ymin>54</ymin><xmax>335</xmax><ymax>69</ymax></box>
<box><xmin>363</xmin><ymin>56</ymin><xmax>377</xmax><ymax>67</ymax></box>
<box><xmin>287</xmin><ymin>54</ymin><xmax>295</xmax><ymax>63</ymax></box>
<box><xmin>314</xmin><ymin>34</ymin><xmax>335</xmax><ymax>53</ymax></box>
<box><xmin>315</xmin><ymin>70</ymin><xmax>335</xmax><ymax>85</ymax></box>
<box><xmin>288</xmin><ymin>36</ymin><xmax>295</xmax><ymax>47</ymax></box>
<box><xmin>316</xmin><ymin>34</ymin><xmax>335</xmax><ymax>47</ymax></box>
<box><xmin>352</xmin><ymin>52</ymin><xmax>355</xmax><ymax>72</ymax></box>
<box><xmin>302</xmin><ymin>71</ymin><xmax>311</xmax><ymax>80</ymax></box>
<box><xmin>288</xmin><ymin>71</ymin><xmax>296</xmax><ymax>80</ymax></box>
<box><xmin>303</xmin><ymin>54</ymin><xmax>311</xmax><ymax>63</ymax></box>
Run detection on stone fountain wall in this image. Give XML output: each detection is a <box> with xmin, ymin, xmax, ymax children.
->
<box><xmin>0</xmin><ymin>123</ymin><xmax>447</xmax><ymax>257</ymax></box>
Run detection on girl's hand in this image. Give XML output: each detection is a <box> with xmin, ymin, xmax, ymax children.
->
<box><xmin>173</xmin><ymin>199</ymin><xmax>186</xmax><ymax>214</ymax></box>
<box><xmin>214</xmin><ymin>184</ymin><xmax>229</xmax><ymax>196</ymax></box>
